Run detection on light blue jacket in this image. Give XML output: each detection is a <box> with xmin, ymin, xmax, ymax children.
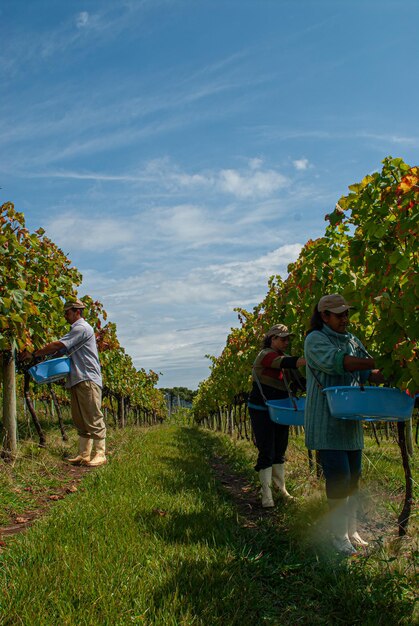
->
<box><xmin>304</xmin><ymin>324</ymin><xmax>371</xmax><ymax>450</ymax></box>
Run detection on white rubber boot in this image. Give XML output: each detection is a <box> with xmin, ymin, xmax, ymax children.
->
<box><xmin>67</xmin><ymin>437</ymin><xmax>93</xmax><ymax>465</ymax></box>
<box><xmin>272</xmin><ymin>463</ymin><xmax>293</xmax><ymax>499</ymax></box>
<box><xmin>87</xmin><ymin>439</ymin><xmax>107</xmax><ymax>467</ymax></box>
<box><xmin>259</xmin><ymin>467</ymin><xmax>274</xmax><ymax>508</ymax></box>
<box><xmin>348</xmin><ymin>495</ymin><xmax>369</xmax><ymax>547</ymax></box>
<box><xmin>328</xmin><ymin>498</ymin><xmax>357</xmax><ymax>556</ymax></box>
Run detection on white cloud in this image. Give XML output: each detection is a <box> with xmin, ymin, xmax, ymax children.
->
<box><xmin>158</xmin><ymin>204</ymin><xmax>220</xmax><ymax>244</ymax></box>
<box><xmin>177</xmin><ymin>162</ymin><xmax>286</xmax><ymax>199</ymax></box>
<box><xmin>218</xmin><ymin>168</ymin><xmax>288</xmax><ymax>198</ymax></box>
<box><xmin>43</xmin><ymin>202</ymin><xmax>233</xmax><ymax>256</ymax></box>
<box><xmin>76</xmin><ymin>12</ymin><xmax>89</xmax><ymax>28</ymax></box>
<box><xmin>131</xmin><ymin>324</ymin><xmax>225</xmax><ymax>365</ymax></box>
<box><xmin>171</xmin><ymin>172</ymin><xmax>209</xmax><ymax>187</ymax></box>
<box><xmin>101</xmin><ymin>272</ymin><xmax>232</xmax><ymax>307</ymax></box>
<box><xmin>46</xmin><ymin>216</ymin><xmax>134</xmax><ymax>252</ymax></box>
<box><xmin>293</xmin><ymin>158</ymin><xmax>310</xmax><ymax>171</ymax></box>
<box><xmin>206</xmin><ymin>244</ymin><xmax>302</xmax><ymax>289</ymax></box>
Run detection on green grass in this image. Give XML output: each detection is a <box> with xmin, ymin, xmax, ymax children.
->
<box><xmin>0</xmin><ymin>424</ymin><xmax>417</xmax><ymax>625</ymax></box>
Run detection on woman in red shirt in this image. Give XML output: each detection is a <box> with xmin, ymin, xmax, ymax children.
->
<box><xmin>248</xmin><ymin>324</ymin><xmax>305</xmax><ymax>507</ymax></box>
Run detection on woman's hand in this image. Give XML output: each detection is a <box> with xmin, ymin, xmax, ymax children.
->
<box><xmin>296</xmin><ymin>357</ymin><xmax>306</xmax><ymax>368</ymax></box>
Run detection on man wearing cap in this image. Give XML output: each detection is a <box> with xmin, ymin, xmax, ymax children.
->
<box><xmin>304</xmin><ymin>293</ymin><xmax>384</xmax><ymax>555</ymax></box>
<box><xmin>248</xmin><ymin>323</ymin><xmax>306</xmax><ymax>507</ymax></box>
<box><xmin>32</xmin><ymin>299</ymin><xmax>106</xmax><ymax>467</ymax></box>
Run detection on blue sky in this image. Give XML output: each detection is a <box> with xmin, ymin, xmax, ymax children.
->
<box><xmin>2</xmin><ymin>0</ymin><xmax>418</xmax><ymax>389</ymax></box>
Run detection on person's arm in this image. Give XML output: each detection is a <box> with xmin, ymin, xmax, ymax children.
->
<box><xmin>344</xmin><ymin>355</ymin><xmax>385</xmax><ymax>384</ymax></box>
<box><xmin>343</xmin><ymin>355</ymin><xmax>375</xmax><ymax>372</ymax></box>
<box><xmin>282</xmin><ymin>356</ymin><xmax>306</xmax><ymax>368</ymax></box>
<box><xmin>33</xmin><ymin>341</ymin><xmax>66</xmax><ymax>358</ymax></box>
<box><xmin>262</xmin><ymin>353</ymin><xmax>305</xmax><ymax>370</ymax></box>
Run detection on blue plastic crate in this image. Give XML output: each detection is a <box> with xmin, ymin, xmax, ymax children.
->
<box><xmin>323</xmin><ymin>386</ymin><xmax>414</xmax><ymax>422</ymax></box>
<box><xmin>28</xmin><ymin>357</ymin><xmax>71</xmax><ymax>384</ymax></box>
<box><xmin>267</xmin><ymin>397</ymin><xmax>305</xmax><ymax>426</ymax></box>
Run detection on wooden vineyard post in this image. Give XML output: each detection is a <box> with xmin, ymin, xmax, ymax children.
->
<box><xmin>397</xmin><ymin>421</ymin><xmax>413</xmax><ymax>536</ymax></box>
<box><xmin>23</xmin><ymin>372</ymin><xmax>46</xmax><ymax>447</ymax></box>
<box><xmin>2</xmin><ymin>350</ymin><xmax>17</xmax><ymax>460</ymax></box>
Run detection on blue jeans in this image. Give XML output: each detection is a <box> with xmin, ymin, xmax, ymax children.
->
<box><xmin>318</xmin><ymin>449</ymin><xmax>362</xmax><ymax>499</ymax></box>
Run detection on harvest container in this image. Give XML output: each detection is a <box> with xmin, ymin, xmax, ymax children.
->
<box><xmin>267</xmin><ymin>397</ymin><xmax>305</xmax><ymax>426</ymax></box>
<box><xmin>323</xmin><ymin>386</ymin><xmax>414</xmax><ymax>422</ymax></box>
<box><xmin>28</xmin><ymin>356</ymin><xmax>71</xmax><ymax>384</ymax></box>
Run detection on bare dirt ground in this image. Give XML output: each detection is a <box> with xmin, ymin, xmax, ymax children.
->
<box><xmin>0</xmin><ymin>463</ymin><xmax>93</xmax><ymax>541</ymax></box>
<box><xmin>210</xmin><ymin>454</ymin><xmax>276</xmax><ymax>528</ymax></box>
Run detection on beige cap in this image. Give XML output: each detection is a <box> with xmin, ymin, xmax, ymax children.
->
<box><xmin>265</xmin><ymin>323</ymin><xmax>293</xmax><ymax>338</ymax></box>
<box><xmin>317</xmin><ymin>294</ymin><xmax>352</xmax><ymax>314</ymax></box>
<box><xmin>64</xmin><ymin>298</ymin><xmax>86</xmax><ymax>311</ymax></box>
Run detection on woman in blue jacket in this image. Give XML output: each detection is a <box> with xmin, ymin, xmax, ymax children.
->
<box><xmin>304</xmin><ymin>294</ymin><xmax>383</xmax><ymax>555</ymax></box>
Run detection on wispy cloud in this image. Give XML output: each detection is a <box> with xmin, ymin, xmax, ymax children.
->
<box><xmin>1</xmin><ymin>2</ymin><xmax>166</xmax><ymax>76</ymax></box>
<box><xmin>1</xmin><ymin>71</ymin><xmax>267</xmax><ymax>171</ymax></box>
<box><xmin>32</xmin><ymin>158</ymin><xmax>290</xmax><ymax>200</ymax></box>
<box><xmin>355</xmin><ymin>131</ymin><xmax>417</xmax><ymax>145</ymax></box>
<box><xmin>253</xmin><ymin>127</ymin><xmax>418</xmax><ymax>146</ymax></box>
<box><xmin>46</xmin><ymin>216</ymin><xmax>135</xmax><ymax>252</ymax></box>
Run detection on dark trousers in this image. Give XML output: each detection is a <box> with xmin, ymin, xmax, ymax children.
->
<box><xmin>318</xmin><ymin>449</ymin><xmax>362</xmax><ymax>499</ymax></box>
<box><xmin>249</xmin><ymin>407</ymin><xmax>289</xmax><ymax>471</ymax></box>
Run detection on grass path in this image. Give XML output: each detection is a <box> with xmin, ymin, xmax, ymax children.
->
<box><xmin>0</xmin><ymin>425</ymin><xmax>417</xmax><ymax>625</ymax></box>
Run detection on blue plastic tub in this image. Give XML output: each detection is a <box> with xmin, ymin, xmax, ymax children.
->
<box><xmin>323</xmin><ymin>386</ymin><xmax>414</xmax><ymax>422</ymax></box>
<box><xmin>267</xmin><ymin>397</ymin><xmax>305</xmax><ymax>426</ymax></box>
<box><xmin>28</xmin><ymin>357</ymin><xmax>71</xmax><ymax>384</ymax></box>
